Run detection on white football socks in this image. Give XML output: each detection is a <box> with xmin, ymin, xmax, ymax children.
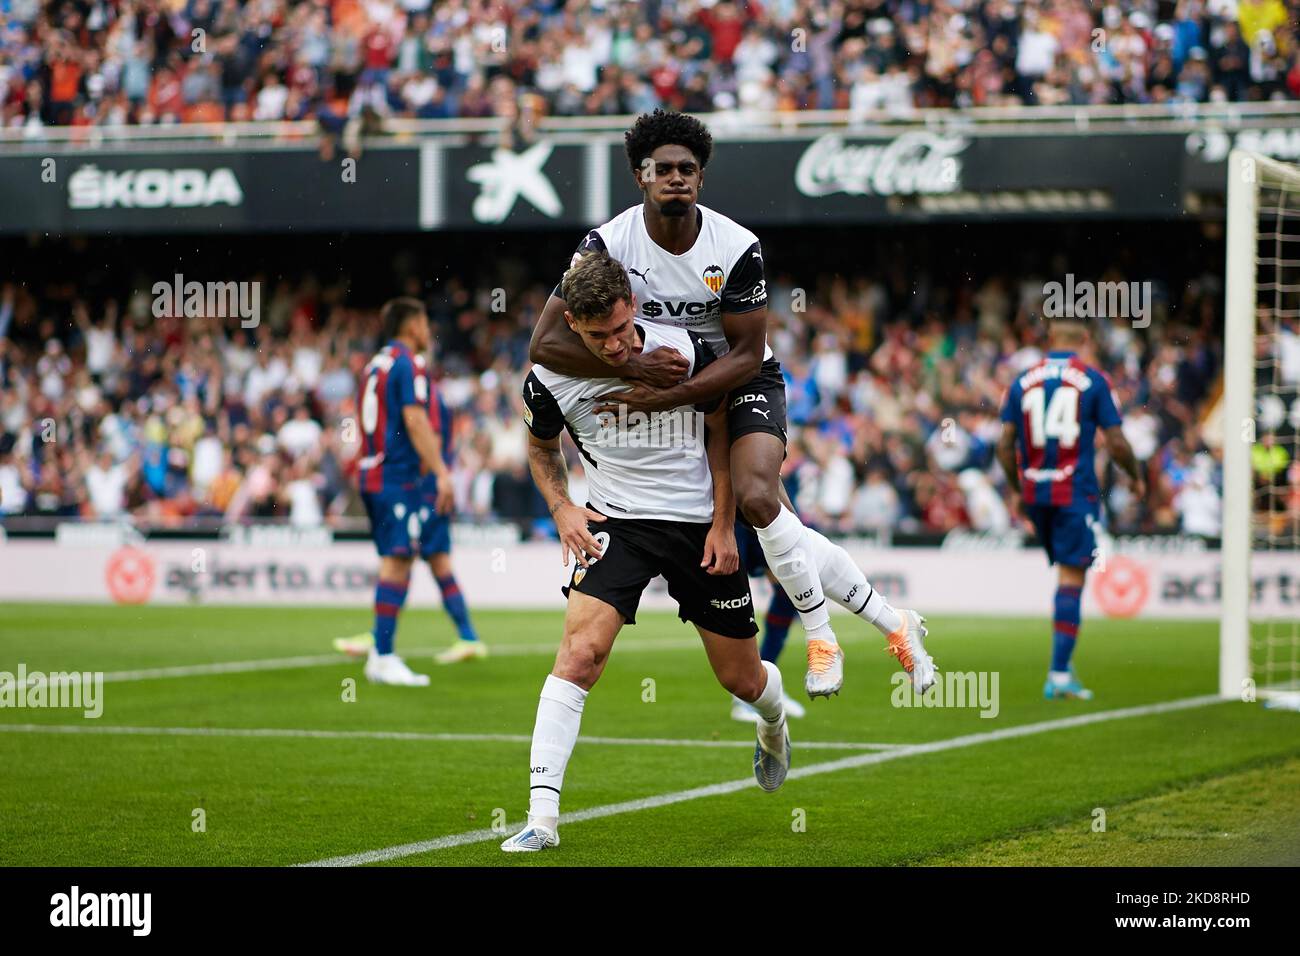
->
<box><xmin>752</xmin><ymin>660</ymin><xmax>785</xmax><ymax>721</ymax></box>
<box><xmin>752</xmin><ymin>661</ymin><xmax>787</xmax><ymax>750</ymax></box>
<box><xmin>527</xmin><ymin>674</ymin><xmax>588</xmax><ymax>830</ymax></box>
<box><xmin>803</xmin><ymin>526</ymin><xmax>903</xmax><ymax>636</ymax></box>
<box><xmin>755</xmin><ymin>505</ymin><xmax>833</xmax><ymax>640</ymax></box>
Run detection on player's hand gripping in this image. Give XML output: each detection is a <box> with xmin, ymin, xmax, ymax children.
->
<box><xmin>594</xmin><ymin>381</ymin><xmax>677</xmax><ymax>415</ymax></box>
<box><xmin>701</xmin><ymin>523</ymin><xmax>739</xmax><ymax>576</ymax></box>
<box><xmin>554</xmin><ymin>502</ymin><xmax>607</xmax><ymax>568</ymax></box>
<box><xmin>626</xmin><ymin>347</ymin><xmax>688</xmax><ymax>387</ymax></box>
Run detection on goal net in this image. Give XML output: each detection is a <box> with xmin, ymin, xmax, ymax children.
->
<box><xmin>1221</xmin><ymin>150</ymin><xmax>1300</xmax><ymax>703</ymax></box>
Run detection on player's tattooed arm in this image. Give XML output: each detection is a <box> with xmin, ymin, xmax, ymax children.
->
<box><xmin>527</xmin><ymin>432</ymin><xmax>571</xmax><ymax>513</ymax></box>
<box><xmin>529</xmin><ymin>295</ymin><xmax>688</xmax><ymax>386</ymax></box>
<box><xmin>526</xmin><ymin>431</ymin><xmax>606</xmax><ymax>567</ymax></box>
<box><xmin>701</xmin><ymin>406</ymin><xmax>739</xmax><ymax>576</ymax></box>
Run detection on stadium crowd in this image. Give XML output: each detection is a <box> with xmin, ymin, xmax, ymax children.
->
<box><xmin>1</xmin><ymin>0</ymin><xmax>1298</xmax><ymax>133</ymax></box>
<box><xmin>3</xmin><ymin>253</ymin><xmax>1293</xmax><ymax>541</ymax></box>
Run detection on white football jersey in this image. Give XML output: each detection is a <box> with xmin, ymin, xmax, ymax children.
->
<box><xmin>554</xmin><ymin>203</ymin><xmax>771</xmax><ymax>361</ymax></box>
<box><xmin>522</xmin><ymin>323</ymin><xmax>721</xmax><ymax>523</ymax></box>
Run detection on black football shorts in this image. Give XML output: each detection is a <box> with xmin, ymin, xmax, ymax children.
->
<box><xmin>562</xmin><ymin>511</ymin><xmax>758</xmax><ymax>639</ymax></box>
<box><xmin>727</xmin><ymin>358</ymin><xmax>788</xmax><ymax>445</ymax></box>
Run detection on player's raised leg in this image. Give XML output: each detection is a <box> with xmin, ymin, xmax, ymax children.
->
<box><xmin>699</xmin><ymin>626</ymin><xmax>790</xmax><ymax>791</ymax></box>
<box><xmin>733</xmin><ymin>431</ymin><xmax>840</xmax><ymax>698</ymax></box>
<box><xmin>802</xmin><ymin>525</ymin><xmax>937</xmax><ymax>694</ymax></box>
<box><xmin>501</xmin><ymin>590</ymin><xmax>621</xmax><ymax>852</ymax></box>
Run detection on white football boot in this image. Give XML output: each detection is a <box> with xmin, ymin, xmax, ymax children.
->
<box><xmin>804</xmin><ymin>637</ymin><xmax>845</xmax><ymax>698</ymax></box>
<box><xmin>500</xmin><ymin>821</ymin><xmax>560</xmax><ymax>853</ymax></box>
<box><xmin>886</xmin><ymin>609</ymin><xmax>936</xmax><ymax>693</ymax></box>
<box><xmin>364</xmin><ymin>649</ymin><xmax>431</xmax><ymax>686</ymax></box>
<box><xmin>753</xmin><ymin>718</ymin><xmax>791</xmax><ymax>792</ymax></box>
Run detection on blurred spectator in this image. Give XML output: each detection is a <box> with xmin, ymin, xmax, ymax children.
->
<box><xmin>957</xmin><ymin>467</ymin><xmax>1011</xmax><ymax>533</ymax></box>
<box><xmin>3</xmin><ymin>0</ymin><xmax>1296</xmax><ymax>133</ymax></box>
<box><xmin>1175</xmin><ymin>454</ymin><xmax>1223</xmax><ymax>536</ymax></box>
<box><xmin>0</xmin><ymin>230</ymin><xmax>1286</xmax><ymax>541</ymax></box>
<box><xmin>84</xmin><ymin>449</ymin><xmax>128</xmax><ymax>518</ymax></box>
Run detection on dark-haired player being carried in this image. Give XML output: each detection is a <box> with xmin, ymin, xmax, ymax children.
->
<box><xmin>529</xmin><ymin>109</ymin><xmax>934</xmax><ymax>700</ymax></box>
<box><xmin>502</xmin><ymin>252</ymin><xmax>790</xmax><ymax>853</ymax></box>
<box><xmin>996</xmin><ymin>315</ymin><xmax>1145</xmax><ymax>700</ymax></box>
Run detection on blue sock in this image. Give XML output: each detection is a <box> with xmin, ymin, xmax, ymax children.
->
<box><xmin>372</xmin><ymin>578</ymin><xmax>409</xmax><ymax>655</ymax></box>
<box><xmin>760</xmin><ymin>586</ymin><xmax>796</xmax><ymax>664</ymax></box>
<box><xmin>436</xmin><ymin>574</ymin><xmax>478</xmax><ymax>642</ymax></box>
<box><xmin>1052</xmin><ymin>584</ymin><xmax>1083</xmax><ymax>672</ymax></box>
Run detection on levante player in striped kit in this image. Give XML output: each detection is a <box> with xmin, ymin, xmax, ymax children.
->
<box><xmin>996</xmin><ymin>314</ymin><xmax>1145</xmax><ymax>700</ymax></box>
<box><xmin>333</xmin><ymin>297</ymin><xmax>478</xmax><ymax>684</ymax></box>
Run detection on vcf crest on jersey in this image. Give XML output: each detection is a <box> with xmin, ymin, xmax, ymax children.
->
<box><xmin>702</xmin><ymin>264</ymin><xmax>725</xmax><ymax>294</ymax></box>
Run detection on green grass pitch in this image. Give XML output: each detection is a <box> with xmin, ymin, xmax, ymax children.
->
<box><xmin>2</xmin><ymin>603</ymin><xmax>1298</xmax><ymax>866</ymax></box>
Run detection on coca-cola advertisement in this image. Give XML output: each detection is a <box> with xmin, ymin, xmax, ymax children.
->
<box><xmin>794</xmin><ymin>131</ymin><xmax>969</xmax><ymax>197</ymax></box>
<box><xmin>642</xmin><ymin>129</ymin><xmax>1185</xmax><ymax>224</ymax></box>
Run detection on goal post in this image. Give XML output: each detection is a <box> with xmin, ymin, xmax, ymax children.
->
<box><xmin>1220</xmin><ymin>149</ymin><xmax>1300</xmax><ymax>701</ymax></box>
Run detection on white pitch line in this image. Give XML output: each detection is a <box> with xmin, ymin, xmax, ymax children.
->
<box><xmin>0</xmin><ymin>722</ymin><xmax>902</xmax><ymax>751</ymax></box>
<box><xmin>88</xmin><ymin>638</ymin><xmax>703</xmax><ymax>683</ymax></box>
<box><xmin>298</xmin><ymin>692</ymin><xmax>1224</xmax><ymax>867</ymax></box>
<box><xmin>101</xmin><ymin>654</ymin><xmax>348</xmax><ymax>682</ymax></box>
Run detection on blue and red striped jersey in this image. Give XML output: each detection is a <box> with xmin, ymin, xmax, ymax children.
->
<box><xmin>358</xmin><ymin>340</ymin><xmax>424</xmax><ymax>492</ymax></box>
<box><xmin>1000</xmin><ymin>350</ymin><xmax>1122</xmax><ymax>508</ymax></box>
<box><xmin>414</xmin><ymin>354</ymin><xmax>454</xmax><ymax>469</ymax></box>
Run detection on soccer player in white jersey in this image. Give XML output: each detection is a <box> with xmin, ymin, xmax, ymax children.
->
<box><xmin>501</xmin><ymin>251</ymin><xmax>791</xmax><ymax>852</ymax></box>
<box><xmin>529</xmin><ymin>109</ymin><xmax>935</xmax><ymax>700</ymax></box>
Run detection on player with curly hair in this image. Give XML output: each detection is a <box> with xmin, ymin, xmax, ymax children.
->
<box><xmin>529</xmin><ymin>109</ymin><xmax>936</xmax><ymax>702</ymax></box>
